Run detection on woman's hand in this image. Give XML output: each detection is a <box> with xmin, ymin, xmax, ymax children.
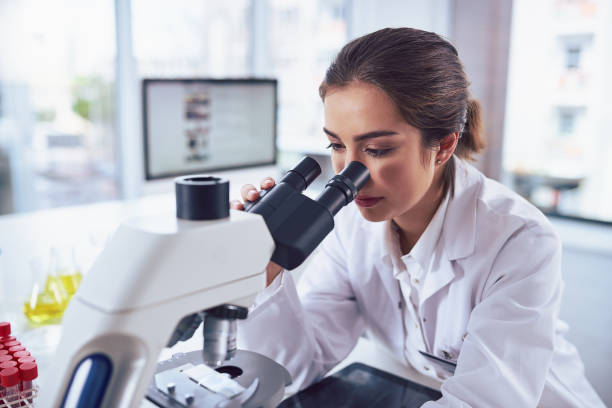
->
<box><xmin>230</xmin><ymin>177</ymin><xmax>283</xmax><ymax>286</ymax></box>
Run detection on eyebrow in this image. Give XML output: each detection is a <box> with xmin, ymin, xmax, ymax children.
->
<box><xmin>323</xmin><ymin>127</ymin><xmax>399</xmax><ymax>142</ymax></box>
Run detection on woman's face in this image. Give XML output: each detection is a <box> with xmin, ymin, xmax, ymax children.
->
<box><xmin>323</xmin><ymin>81</ymin><xmax>441</xmax><ymax>223</ymax></box>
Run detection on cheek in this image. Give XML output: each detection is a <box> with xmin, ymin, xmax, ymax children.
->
<box><xmin>377</xmin><ymin>161</ymin><xmax>411</xmax><ymax>190</ymax></box>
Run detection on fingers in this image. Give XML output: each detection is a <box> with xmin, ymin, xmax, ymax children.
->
<box><xmin>260</xmin><ymin>177</ymin><xmax>275</xmax><ymax>190</ymax></box>
<box><xmin>240</xmin><ymin>183</ymin><xmax>259</xmax><ymax>202</ymax></box>
<box><xmin>230</xmin><ymin>199</ymin><xmax>244</xmax><ymax>210</ymax></box>
<box><xmin>232</xmin><ymin>178</ymin><xmax>276</xmax><ymax>211</ymax></box>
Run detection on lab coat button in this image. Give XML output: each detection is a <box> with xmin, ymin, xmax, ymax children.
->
<box><xmin>413</xmin><ymin>278</ymin><xmax>420</xmax><ymax>284</ymax></box>
<box><xmin>423</xmin><ymin>366</ymin><xmax>430</xmax><ymax>371</ymax></box>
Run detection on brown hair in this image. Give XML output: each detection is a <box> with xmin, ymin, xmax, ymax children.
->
<box><xmin>319</xmin><ymin>27</ymin><xmax>485</xmax><ymax>195</ymax></box>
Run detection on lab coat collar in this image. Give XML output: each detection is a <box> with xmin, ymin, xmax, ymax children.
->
<box><xmin>442</xmin><ymin>157</ymin><xmax>481</xmax><ymax>261</ymax></box>
<box><xmin>368</xmin><ymin>157</ymin><xmax>481</xmax><ymax>306</ymax></box>
<box><xmin>418</xmin><ymin>246</ymin><xmax>455</xmax><ymax>306</ymax></box>
<box><xmin>370</xmin><ymin>156</ymin><xmax>480</xmax><ymax>261</ymax></box>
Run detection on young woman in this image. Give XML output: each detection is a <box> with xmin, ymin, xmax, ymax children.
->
<box><xmin>232</xmin><ymin>28</ymin><xmax>603</xmax><ymax>407</ymax></box>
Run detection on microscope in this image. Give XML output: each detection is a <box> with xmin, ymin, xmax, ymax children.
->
<box><xmin>38</xmin><ymin>156</ymin><xmax>369</xmax><ymax>407</ymax></box>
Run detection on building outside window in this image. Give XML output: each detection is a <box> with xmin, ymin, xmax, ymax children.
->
<box><xmin>559</xmin><ymin>110</ymin><xmax>577</xmax><ymax>134</ymax></box>
<box><xmin>503</xmin><ymin>0</ymin><xmax>612</xmax><ymax>222</ymax></box>
<box><xmin>565</xmin><ymin>45</ymin><xmax>582</xmax><ymax>68</ymax></box>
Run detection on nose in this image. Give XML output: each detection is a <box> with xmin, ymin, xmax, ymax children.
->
<box><xmin>344</xmin><ymin>151</ymin><xmax>358</xmax><ymax>169</ymax></box>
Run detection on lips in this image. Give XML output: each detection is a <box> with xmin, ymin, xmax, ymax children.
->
<box><xmin>354</xmin><ymin>196</ymin><xmax>383</xmax><ymax>208</ymax></box>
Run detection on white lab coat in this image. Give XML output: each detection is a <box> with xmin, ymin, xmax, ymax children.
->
<box><xmin>237</xmin><ymin>158</ymin><xmax>604</xmax><ymax>407</ymax></box>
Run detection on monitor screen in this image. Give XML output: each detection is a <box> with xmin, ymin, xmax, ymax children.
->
<box><xmin>142</xmin><ymin>78</ymin><xmax>277</xmax><ymax>180</ymax></box>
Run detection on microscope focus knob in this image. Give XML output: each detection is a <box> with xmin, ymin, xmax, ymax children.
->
<box><xmin>205</xmin><ymin>304</ymin><xmax>248</xmax><ymax>320</ymax></box>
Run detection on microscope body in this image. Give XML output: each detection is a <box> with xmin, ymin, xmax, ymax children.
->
<box><xmin>40</xmin><ymin>156</ymin><xmax>369</xmax><ymax>407</ymax></box>
<box><xmin>39</xmin><ymin>209</ymin><xmax>274</xmax><ymax>407</ymax></box>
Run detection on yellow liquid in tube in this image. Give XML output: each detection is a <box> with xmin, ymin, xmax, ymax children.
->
<box><xmin>23</xmin><ymin>271</ymin><xmax>83</xmax><ymax>325</ymax></box>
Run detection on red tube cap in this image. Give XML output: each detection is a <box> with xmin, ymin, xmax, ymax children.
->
<box><xmin>0</xmin><ymin>360</ymin><xmax>17</xmax><ymax>369</ymax></box>
<box><xmin>1</xmin><ymin>337</ymin><xmax>17</xmax><ymax>345</ymax></box>
<box><xmin>0</xmin><ymin>366</ymin><xmax>20</xmax><ymax>387</ymax></box>
<box><xmin>3</xmin><ymin>340</ymin><xmax>20</xmax><ymax>348</ymax></box>
<box><xmin>8</xmin><ymin>345</ymin><xmax>25</xmax><ymax>355</ymax></box>
<box><xmin>19</xmin><ymin>362</ymin><xmax>38</xmax><ymax>381</ymax></box>
<box><xmin>13</xmin><ymin>350</ymin><xmax>30</xmax><ymax>359</ymax></box>
<box><xmin>0</xmin><ymin>350</ymin><xmax>9</xmax><ymax>356</ymax></box>
<box><xmin>0</xmin><ymin>355</ymin><xmax>13</xmax><ymax>363</ymax></box>
<box><xmin>17</xmin><ymin>356</ymin><xmax>36</xmax><ymax>364</ymax></box>
<box><xmin>0</xmin><ymin>322</ymin><xmax>10</xmax><ymax>338</ymax></box>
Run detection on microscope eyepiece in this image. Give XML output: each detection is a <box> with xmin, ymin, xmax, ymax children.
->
<box><xmin>278</xmin><ymin>156</ymin><xmax>322</xmax><ymax>192</ymax></box>
<box><xmin>246</xmin><ymin>156</ymin><xmax>370</xmax><ymax>270</ymax></box>
<box><xmin>175</xmin><ymin>175</ymin><xmax>230</xmax><ymax>220</ymax></box>
<box><xmin>315</xmin><ymin>161</ymin><xmax>370</xmax><ymax>216</ymax></box>
<box><xmin>244</xmin><ymin>156</ymin><xmax>321</xmax><ymax>214</ymax></box>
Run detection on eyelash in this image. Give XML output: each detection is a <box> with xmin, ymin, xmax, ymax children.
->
<box><xmin>325</xmin><ymin>143</ymin><xmax>394</xmax><ymax>158</ymax></box>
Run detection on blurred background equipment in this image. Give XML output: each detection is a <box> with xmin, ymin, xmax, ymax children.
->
<box><xmin>142</xmin><ymin>78</ymin><xmax>277</xmax><ymax>180</ymax></box>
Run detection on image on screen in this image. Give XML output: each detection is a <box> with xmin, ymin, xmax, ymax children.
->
<box><xmin>142</xmin><ymin>78</ymin><xmax>277</xmax><ymax>180</ymax></box>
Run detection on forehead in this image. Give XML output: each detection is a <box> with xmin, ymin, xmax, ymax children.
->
<box><xmin>323</xmin><ymin>82</ymin><xmax>405</xmax><ymax>130</ymax></box>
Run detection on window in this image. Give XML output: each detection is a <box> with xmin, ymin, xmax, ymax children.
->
<box><xmin>557</xmin><ymin>107</ymin><xmax>585</xmax><ymax>136</ymax></box>
<box><xmin>262</xmin><ymin>0</ymin><xmax>350</xmax><ymax>153</ymax></box>
<box><xmin>131</xmin><ymin>0</ymin><xmax>251</xmax><ymax>78</ymax></box>
<box><xmin>503</xmin><ymin>0</ymin><xmax>612</xmax><ymax>222</ymax></box>
<box><xmin>559</xmin><ymin>111</ymin><xmax>576</xmax><ymax>134</ymax></box>
<box><xmin>565</xmin><ymin>46</ymin><xmax>581</xmax><ymax>68</ymax></box>
<box><xmin>0</xmin><ymin>0</ymin><xmax>117</xmax><ymax>214</ymax></box>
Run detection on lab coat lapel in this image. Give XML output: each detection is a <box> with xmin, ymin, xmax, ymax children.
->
<box><xmin>443</xmin><ymin>158</ymin><xmax>480</xmax><ymax>261</ymax></box>
<box><xmin>365</xmin><ymin>158</ymin><xmax>481</xmax><ymax>320</ymax></box>
<box><xmin>419</xmin><ymin>249</ymin><xmax>455</xmax><ymax>306</ymax></box>
<box><xmin>420</xmin><ymin>158</ymin><xmax>481</xmax><ymax>304</ymax></box>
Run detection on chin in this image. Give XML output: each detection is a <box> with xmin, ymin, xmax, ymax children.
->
<box><xmin>357</xmin><ymin>207</ymin><xmax>390</xmax><ymax>223</ymax></box>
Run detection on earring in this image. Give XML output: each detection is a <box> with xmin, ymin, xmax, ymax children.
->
<box><xmin>436</xmin><ymin>159</ymin><xmax>442</xmax><ymax>165</ymax></box>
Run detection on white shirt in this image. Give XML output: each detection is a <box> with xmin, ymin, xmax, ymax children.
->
<box><xmin>385</xmin><ymin>190</ymin><xmax>450</xmax><ymax>379</ymax></box>
<box><xmin>238</xmin><ymin>157</ymin><xmax>605</xmax><ymax>407</ymax></box>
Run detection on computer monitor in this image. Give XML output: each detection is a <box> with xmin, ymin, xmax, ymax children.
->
<box><xmin>142</xmin><ymin>78</ymin><xmax>277</xmax><ymax>180</ymax></box>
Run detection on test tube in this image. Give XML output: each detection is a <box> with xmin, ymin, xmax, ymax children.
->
<box><xmin>0</xmin><ymin>337</ymin><xmax>16</xmax><ymax>345</ymax></box>
<box><xmin>0</xmin><ymin>361</ymin><xmax>17</xmax><ymax>370</ymax></box>
<box><xmin>0</xmin><ymin>322</ymin><xmax>10</xmax><ymax>340</ymax></box>
<box><xmin>12</xmin><ymin>351</ymin><xmax>30</xmax><ymax>360</ymax></box>
<box><xmin>0</xmin><ymin>367</ymin><xmax>20</xmax><ymax>406</ymax></box>
<box><xmin>7</xmin><ymin>346</ymin><xmax>25</xmax><ymax>356</ymax></box>
<box><xmin>19</xmin><ymin>362</ymin><xmax>38</xmax><ymax>404</ymax></box>
<box><xmin>17</xmin><ymin>357</ymin><xmax>35</xmax><ymax>365</ymax></box>
<box><xmin>0</xmin><ymin>355</ymin><xmax>13</xmax><ymax>364</ymax></box>
<box><xmin>3</xmin><ymin>341</ymin><xmax>19</xmax><ymax>348</ymax></box>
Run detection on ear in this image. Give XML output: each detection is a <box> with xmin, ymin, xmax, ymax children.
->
<box><xmin>435</xmin><ymin>132</ymin><xmax>459</xmax><ymax>166</ymax></box>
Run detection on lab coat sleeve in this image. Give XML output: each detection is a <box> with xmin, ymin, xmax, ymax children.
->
<box><xmin>237</xmin><ymin>229</ymin><xmax>365</xmax><ymax>392</ymax></box>
<box><xmin>424</xmin><ymin>224</ymin><xmax>563</xmax><ymax>408</ymax></box>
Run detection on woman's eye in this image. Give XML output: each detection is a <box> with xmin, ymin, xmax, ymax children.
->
<box><xmin>326</xmin><ymin>143</ymin><xmax>345</xmax><ymax>152</ymax></box>
<box><xmin>365</xmin><ymin>148</ymin><xmax>394</xmax><ymax>157</ymax></box>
